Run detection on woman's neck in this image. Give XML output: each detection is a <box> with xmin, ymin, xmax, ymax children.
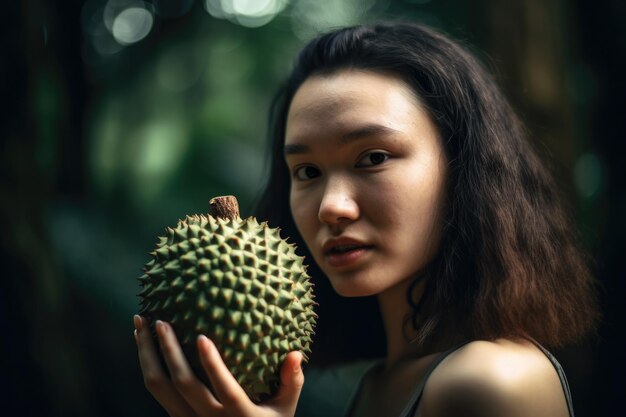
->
<box><xmin>377</xmin><ymin>277</ymin><xmax>427</xmax><ymax>369</ymax></box>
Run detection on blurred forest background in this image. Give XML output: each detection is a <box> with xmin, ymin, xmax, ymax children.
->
<box><xmin>2</xmin><ymin>0</ymin><xmax>624</xmax><ymax>416</ymax></box>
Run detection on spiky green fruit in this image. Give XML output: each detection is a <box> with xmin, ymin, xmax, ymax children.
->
<box><xmin>138</xmin><ymin>207</ymin><xmax>316</xmax><ymax>402</ymax></box>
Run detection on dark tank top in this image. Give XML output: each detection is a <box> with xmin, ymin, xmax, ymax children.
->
<box><xmin>343</xmin><ymin>340</ymin><xmax>576</xmax><ymax>417</ymax></box>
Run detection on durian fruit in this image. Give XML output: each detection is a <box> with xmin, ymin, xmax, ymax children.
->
<box><xmin>138</xmin><ymin>196</ymin><xmax>316</xmax><ymax>402</ymax></box>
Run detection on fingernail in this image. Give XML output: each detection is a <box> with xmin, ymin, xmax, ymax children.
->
<box><xmin>133</xmin><ymin>315</ymin><xmax>142</xmax><ymax>333</ymax></box>
<box><xmin>156</xmin><ymin>320</ymin><xmax>166</xmax><ymax>332</ymax></box>
<box><xmin>198</xmin><ymin>334</ymin><xmax>212</xmax><ymax>346</ymax></box>
<box><xmin>197</xmin><ymin>334</ymin><xmax>208</xmax><ymax>350</ymax></box>
<box><xmin>294</xmin><ymin>352</ymin><xmax>303</xmax><ymax>373</ymax></box>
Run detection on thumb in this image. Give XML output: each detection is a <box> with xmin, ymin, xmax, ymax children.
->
<box><xmin>269</xmin><ymin>351</ymin><xmax>305</xmax><ymax>410</ymax></box>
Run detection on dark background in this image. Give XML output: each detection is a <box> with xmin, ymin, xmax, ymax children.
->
<box><xmin>2</xmin><ymin>0</ymin><xmax>624</xmax><ymax>416</ymax></box>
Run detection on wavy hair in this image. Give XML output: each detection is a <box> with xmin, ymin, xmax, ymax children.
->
<box><xmin>255</xmin><ymin>22</ymin><xmax>599</xmax><ymax>364</ymax></box>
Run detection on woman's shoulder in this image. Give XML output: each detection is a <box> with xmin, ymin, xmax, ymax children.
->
<box><xmin>435</xmin><ymin>338</ymin><xmax>554</xmax><ymax>380</ymax></box>
<box><xmin>417</xmin><ymin>338</ymin><xmax>570</xmax><ymax>417</ymax></box>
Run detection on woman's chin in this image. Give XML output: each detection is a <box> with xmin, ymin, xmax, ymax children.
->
<box><xmin>327</xmin><ymin>279</ymin><xmax>380</xmax><ymax>298</ymax></box>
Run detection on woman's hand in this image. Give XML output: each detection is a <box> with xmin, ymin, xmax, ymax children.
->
<box><xmin>133</xmin><ymin>315</ymin><xmax>305</xmax><ymax>417</ymax></box>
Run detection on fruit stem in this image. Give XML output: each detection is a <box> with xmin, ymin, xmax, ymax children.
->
<box><xmin>209</xmin><ymin>196</ymin><xmax>240</xmax><ymax>220</ymax></box>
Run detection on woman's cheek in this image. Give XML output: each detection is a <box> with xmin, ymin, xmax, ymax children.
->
<box><xmin>290</xmin><ymin>199</ymin><xmax>314</xmax><ymax>241</ymax></box>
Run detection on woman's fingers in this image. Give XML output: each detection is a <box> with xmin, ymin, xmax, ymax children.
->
<box><xmin>155</xmin><ymin>320</ymin><xmax>223</xmax><ymax>415</ymax></box>
<box><xmin>197</xmin><ymin>335</ymin><xmax>254</xmax><ymax>415</ymax></box>
<box><xmin>266</xmin><ymin>351</ymin><xmax>305</xmax><ymax>412</ymax></box>
<box><xmin>133</xmin><ymin>315</ymin><xmax>196</xmax><ymax>417</ymax></box>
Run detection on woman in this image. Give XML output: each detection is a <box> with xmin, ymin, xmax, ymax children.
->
<box><xmin>134</xmin><ymin>22</ymin><xmax>599</xmax><ymax>417</ymax></box>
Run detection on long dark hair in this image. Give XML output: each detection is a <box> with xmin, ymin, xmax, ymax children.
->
<box><xmin>255</xmin><ymin>22</ymin><xmax>599</xmax><ymax>365</ymax></box>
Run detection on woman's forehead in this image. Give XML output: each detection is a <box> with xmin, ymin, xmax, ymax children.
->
<box><xmin>285</xmin><ymin>70</ymin><xmax>425</xmax><ymax>144</ymax></box>
<box><xmin>287</xmin><ymin>90</ymin><xmax>359</xmax><ymax>124</ymax></box>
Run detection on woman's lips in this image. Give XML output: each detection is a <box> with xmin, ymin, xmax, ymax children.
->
<box><xmin>324</xmin><ymin>245</ymin><xmax>372</xmax><ymax>268</ymax></box>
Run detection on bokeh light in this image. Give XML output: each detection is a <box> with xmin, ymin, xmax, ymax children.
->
<box><xmin>128</xmin><ymin>120</ymin><xmax>191</xmax><ymax>202</ymax></box>
<box><xmin>204</xmin><ymin>0</ymin><xmax>289</xmax><ymax>28</ymax></box>
<box><xmin>90</xmin><ymin>103</ymin><xmax>191</xmax><ymax>204</ymax></box>
<box><xmin>111</xmin><ymin>6</ymin><xmax>154</xmax><ymax>45</ymax></box>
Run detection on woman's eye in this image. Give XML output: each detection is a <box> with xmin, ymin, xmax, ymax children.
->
<box><xmin>356</xmin><ymin>152</ymin><xmax>389</xmax><ymax>167</ymax></box>
<box><xmin>294</xmin><ymin>165</ymin><xmax>321</xmax><ymax>181</ymax></box>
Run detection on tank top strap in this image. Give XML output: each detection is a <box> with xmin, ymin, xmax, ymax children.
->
<box><xmin>396</xmin><ymin>341</ymin><xmax>472</xmax><ymax>417</ymax></box>
<box><xmin>526</xmin><ymin>338</ymin><xmax>576</xmax><ymax>417</ymax></box>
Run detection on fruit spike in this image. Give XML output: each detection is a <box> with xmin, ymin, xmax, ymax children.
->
<box><xmin>137</xmin><ymin>195</ymin><xmax>317</xmax><ymax>402</ymax></box>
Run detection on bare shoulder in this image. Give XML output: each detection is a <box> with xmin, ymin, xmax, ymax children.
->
<box><xmin>417</xmin><ymin>339</ymin><xmax>570</xmax><ymax>417</ymax></box>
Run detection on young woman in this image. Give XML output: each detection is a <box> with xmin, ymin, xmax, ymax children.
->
<box><xmin>133</xmin><ymin>22</ymin><xmax>599</xmax><ymax>417</ymax></box>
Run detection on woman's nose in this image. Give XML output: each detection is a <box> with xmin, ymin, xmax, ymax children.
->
<box><xmin>318</xmin><ymin>180</ymin><xmax>360</xmax><ymax>225</ymax></box>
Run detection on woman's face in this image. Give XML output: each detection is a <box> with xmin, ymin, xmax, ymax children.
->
<box><xmin>284</xmin><ymin>70</ymin><xmax>448</xmax><ymax>297</ymax></box>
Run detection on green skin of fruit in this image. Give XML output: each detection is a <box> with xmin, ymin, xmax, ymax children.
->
<box><xmin>138</xmin><ymin>214</ymin><xmax>317</xmax><ymax>402</ymax></box>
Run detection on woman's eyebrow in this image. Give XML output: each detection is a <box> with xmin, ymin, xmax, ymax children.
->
<box><xmin>341</xmin><ymin>123</ymin><xmax>401</xmax><ymax>143</ymax></box>
<box><xmin>284</xmin><ymin>123</ymin><xmax>401</xmax><ymax>156</ymax></box>
<box><xmin>284</xmin><ymin>143</ymin><xmax>310</xmax><ymax>155</ymax></box>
